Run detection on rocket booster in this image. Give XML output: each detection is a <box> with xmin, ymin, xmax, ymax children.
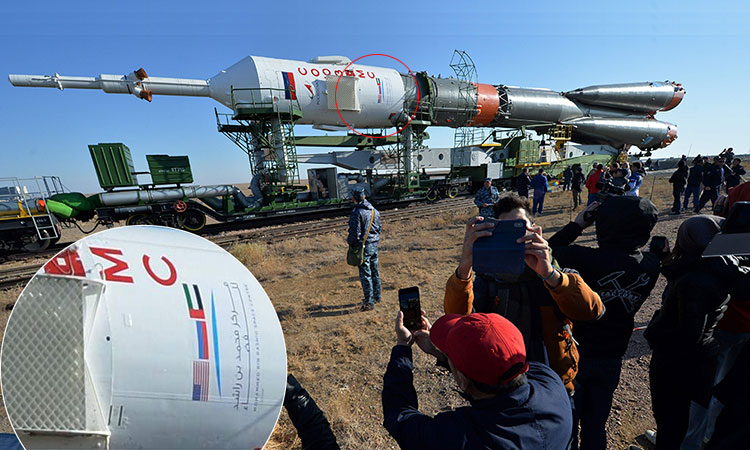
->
<box><xmin>9</xmin><ymin>55</ymin><xmax>685</xmax><ymax>149</ymax></box>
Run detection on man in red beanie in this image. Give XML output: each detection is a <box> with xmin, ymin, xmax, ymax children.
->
<box><xmin>382</xmin><ymin>311</ymin><xmax>573</xmax><ymax>450</ymax></box>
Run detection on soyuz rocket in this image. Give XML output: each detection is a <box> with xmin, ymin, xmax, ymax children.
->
<box><xmin>9</xmin><ymin>55</ymin><xmax>684</xmax><ymax>149</ymax></box>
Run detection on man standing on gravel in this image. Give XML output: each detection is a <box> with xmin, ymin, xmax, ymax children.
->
<box><xmin>694</xmin><ymin>156</ymin><xmax>724</xmax><ymax>213</ymax></box>
<box><xmin>474</xmin><ymin>178</ymin><xmax>500</xmax><ymax>219</ymax></box>
<box><xmin>530</xmin><ymin>168</ymin><xmax>549</xmax><ymax>215</ymax></box>
<box><xmin>683</xmin><ymin>158</ymin><xmax>704</xmax><ymax>212</ymax></box>
<box><xmin>572</xmin><ymin>167</ymin><xmax>585</xmax><ymax>208</ymax></box>
<box><xmin>347</xmin><ymin>187</ymin><xmax>381</xmax><ymax>311</ymax></box>
<box><xmin>563</xmin><ymin>166</ymin><xmax>573</xmax><ymax>191</ymax></box>
<box><xmin>669</xmin><ymin>160</ymin><xmax>688</xmax><ymax>214</ymax></box>
<box><xmin>516</xmin><ymin>168</ymin><xmax>531</xmax><ymax>199</ymax></box>
<box><xmin>547</xmin><ymin>197</ymin><xmax>661</xmax><ymax>450</ymax></box>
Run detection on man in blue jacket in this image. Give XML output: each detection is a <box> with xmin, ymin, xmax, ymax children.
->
<box><xmin>347</xmin><ymin>187</ymin><xmax>381</xmax><ymax>311</ymax></box>
<box><xmin>383</xmin><ymin>312</ymin><xmax>573</xmax><ymax>450</ymax></box>
<box><xmin>695</xmin><ymin>156</ymin><xmax>724</xmax><ymax>213</ymax></box>
<box><xmin>530</xmin><ymin>168</ymin><xmax>549</xmax><ymax>215</ymax></box>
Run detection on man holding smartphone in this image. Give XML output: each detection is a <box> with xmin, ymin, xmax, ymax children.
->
<box><xmin>444</xmin><ymin>193</ymin><xmax>604</xmax><ymax>396</ymax></box>
<box><xmin>382</xmin><ymin>311</ymin><xmax>573</xmax><ymax>449</ymax></box>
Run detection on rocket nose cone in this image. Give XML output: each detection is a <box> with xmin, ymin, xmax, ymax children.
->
<box><xmin>660</xmin><ymin>82</ymin><xmax>685</xmax><ymax>111</ymax></box>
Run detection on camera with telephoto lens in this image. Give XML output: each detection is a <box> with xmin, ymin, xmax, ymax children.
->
<box><xmin>596</xmin><ymin>177</ymin><xmax>629</xmax><ymax>197</ymax></box>
<box><xmin>584</xmin><ymin>178</ymin><xmax>629</xmax><ymax>222</ymax></box>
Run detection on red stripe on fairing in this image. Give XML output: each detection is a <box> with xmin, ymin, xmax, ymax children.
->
<box><xmin>287</xmin><ymin>72</ymin><xmax>297</xmax><ymax>100</ymax></box>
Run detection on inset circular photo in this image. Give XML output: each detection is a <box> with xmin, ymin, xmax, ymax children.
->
<box><xmin>1</xmin><ymin>226</ymin><xmax>286</xmax><ymax>449</ymax></box>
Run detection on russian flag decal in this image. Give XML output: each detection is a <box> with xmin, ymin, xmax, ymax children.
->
<box><xmin>282</xmin><ymin>72</ymin><xmax>297</xmax><ymax>100</ymax></box>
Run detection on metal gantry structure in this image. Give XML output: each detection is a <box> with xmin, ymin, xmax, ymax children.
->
<box><xmin>215</xmin><ymin>87</ymin><xmax>303</xmax><ymax>186</ymax></box>
<box><xmin>449</xmin><ymin>50</ymin><xmax>480</xmax><ymax>149</ymax></box>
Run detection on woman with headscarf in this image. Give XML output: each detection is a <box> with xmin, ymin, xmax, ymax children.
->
<box><xmin>644</xmin><ymin>215</ymin><xmax>750</xmax><ymax>449</ymax></box>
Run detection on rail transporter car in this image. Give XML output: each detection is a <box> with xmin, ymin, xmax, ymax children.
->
<box><xmin>27</xmin><ymin>143</ymin><xmax>468</xmax><ymax>236</ymax></box>
<box><xmin>0</xmin><ymin>177</ymin><xmax>64</xmax><ymax>252</ymax></box>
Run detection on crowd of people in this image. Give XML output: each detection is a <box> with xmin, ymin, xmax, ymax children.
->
<box><xmin>668</xmin><ymin>150</ymin><xmax>746</xmax><ymax>215</ymax></box>
<box><xmin>328</xmin><ymin>154</ymin><xmax>750</xmax><ymax>450</ymax></box>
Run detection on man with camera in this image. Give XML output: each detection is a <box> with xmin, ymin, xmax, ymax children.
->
<box><xmin>443</xmin><ymin>193</ymin><xmax>604</xmax><ymax>398</ymax></box>
<box><xmin>547</xmin><ymin>196</ymin><xmax>661</xmax><ymax>450</ymax></box>
<box><xmin>382</xmin><ymin>311</ymin><xmax>573</xmax><ymax>450</ymax></box>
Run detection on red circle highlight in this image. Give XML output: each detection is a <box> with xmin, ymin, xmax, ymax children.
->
<box><xmin>334</xmin><ymin>54</ymin><xmax>420</xmax><ymax>139</ymax></box>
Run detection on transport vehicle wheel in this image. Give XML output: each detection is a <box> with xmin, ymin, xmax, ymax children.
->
<box><xmin>22</xmin><ymin>230</ymin><xmax>52</xmax><ymax>252</ymax></box>
<box><xmin>126</xmin><ymin>214</ymin><xmax>155</xmax><ymax>226</ymax></box>
<box><xmin>447</xmin><ymin>186</ymin><xmax>460</xmax><ymax>198</ymax></box>
<box><xmin>426</xmin><ymin>189</ymin><xmax>439</xmax><ymax>201</ymax></box>
<box><xmin>180</xmin><ymin>210</ymin><xmax>206</xmax><ymax>232</ymax></box>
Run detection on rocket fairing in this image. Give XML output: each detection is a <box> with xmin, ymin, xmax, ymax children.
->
<box><xmin>1</xmin><ymin>227</ymin><xmax>287</xmax><ymax>449</ymax></box>
<box><xmin>9</xmin><ymin>55</ymin><xmax>685</xmax><ymax>150</ymax></box>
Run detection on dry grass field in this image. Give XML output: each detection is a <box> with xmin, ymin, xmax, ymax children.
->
<box><xmin>0</xmin><ymin>167</ymin><xmax>739</xmax><ymax>449</ymax></box>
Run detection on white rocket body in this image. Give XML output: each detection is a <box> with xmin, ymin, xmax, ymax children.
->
<box><xmin>8</xmin><ymin>55</ymin><xmax>685</xmax><ymax>149</ymax></box>
<box><xmin>1</xmin><ymin>226</ymin><xmax>287</xmax><ymax>449</ymax></box>
<box><xmin>209</xmin><ymin>56</ymin><xmax>406</xmax><ymax>129</ymax></box>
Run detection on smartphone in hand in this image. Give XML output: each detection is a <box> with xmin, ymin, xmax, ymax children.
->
<box><xmin>472</xmin><ymin>219</ymin><xmax>526</xmax><ymax>274</ymax></box>
<box><xmin>649</xmin><ymin>236</ymin><xmax>668</xmax><ymax>254</ymax></box>
<box><xmin>398</xmin><ymin>286</ymin><xmax>422</xmax><ymax>330</ymax></box>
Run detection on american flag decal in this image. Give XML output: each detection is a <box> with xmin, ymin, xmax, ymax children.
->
<box><xmin>192</xmin><ymin>360</ymin><xmax>209</xmax><ymax>402</ymax></box>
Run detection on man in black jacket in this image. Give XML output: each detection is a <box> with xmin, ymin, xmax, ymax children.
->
<box><xmin>548</xmin><ymin>195</ymin><xmax>660</xmax><ymax>450</ymax></box>
<box><xmin>683</xmin><ymin>158</ymin><xmax>703</xmax><ymax>212</ymax></box>
<box><xmin>669</xmin><ymin>160</ymin><xmax>688</xmax><ymax>214</ymax></box>
<box><xmin>725</xmin><ymin>158</ymin><xmax>746</xmax><ymax>191</ymax></box>
<box><xmin>572</xmin><ymin>167</ymin><xmax>586</xmax><ymax>208</ymax></box>
<box><xmin>644</xmin><ymin>215</ymin><xmax>750</xmax><ymax>449</ymax></box>
<box><xmin>383</xmin><ymin>312</ymin><xmax>573</xmax><ymax>450</ymax></box>
<box><xmin>516</xmin><ymin>167</ymin><xmax>531</xmax><ymax>199</ymax></box>
<box><xmin>695</xmin><ymin>156</ymin><xmax>725</xmax><ymax>213</ymax></box>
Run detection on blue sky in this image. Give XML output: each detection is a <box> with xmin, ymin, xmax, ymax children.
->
<box><xmin>2</xmin><ymin>1</ymin><xmax>748</xmax><ymax>193</ymax></box>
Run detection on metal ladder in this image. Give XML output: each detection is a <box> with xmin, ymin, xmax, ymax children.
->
<box><xmin>13</xmin><ymin>177</ymin><xmax>61</xmax><ymax>242</ymax></box>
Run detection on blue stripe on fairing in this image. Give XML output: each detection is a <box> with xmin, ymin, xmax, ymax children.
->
<box><xmin>211</xmin><ymin>291</ymin><xmax>222</xmax><ymax>396</ymax></box>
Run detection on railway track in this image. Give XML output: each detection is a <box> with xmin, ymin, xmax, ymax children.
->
<box><xmin>0</xmin><ymin>198</ymin><xmax>474</xmax><ymax>290</ymax></box>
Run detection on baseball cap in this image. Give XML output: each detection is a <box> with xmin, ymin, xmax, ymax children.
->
<box><xmin>430</xmin><ymin>313</ymin><xmax>528</xmax><ymax>386</ymax></box>
<box><xmin>351</xmin><ymin>186</ymin><xmax>365</xmax><ymax>199</ymax></box>
<box><xmin>485</xmin><ymin>177</ymin><xmax>493</xmax><ymax>182</ymax></box>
